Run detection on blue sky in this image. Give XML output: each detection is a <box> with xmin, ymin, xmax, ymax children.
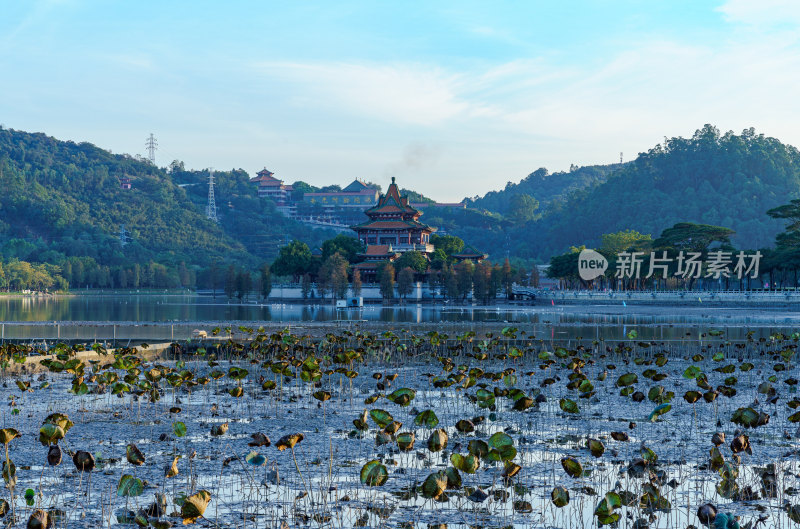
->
<box><xmin>2</xmin><ymin>0</ymin><xmax>800</xmax><ymax>200</ymax></box>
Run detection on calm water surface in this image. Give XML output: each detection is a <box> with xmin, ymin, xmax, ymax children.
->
<box><xmin>2</xmin><ymin>294</ymin><xmax>800</xmax><ymax>342</ymax></box>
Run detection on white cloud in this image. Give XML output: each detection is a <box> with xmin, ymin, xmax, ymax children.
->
<box><xmin>253</xmin><ymin>61</ymin><xmax>475</xmax><ymax>126</ymax></box>
<box><xmin>717</xmin><ymin>0</ymin><xmax>800</xmax><ymax>26</ymax></box>
<box><xmin>242</xmin><ymin>27</ymin><xmax>800</xmax><ymax>200</ymax></box>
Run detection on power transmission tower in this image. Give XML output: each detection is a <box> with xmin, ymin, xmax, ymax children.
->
<box><xmin>620</xmin><ymin>152</ymin><xmax>623</xmax><ymax>163</ymax></box>
<box><xmin>145</xmin><ymin>133</ymin><xmax>158</xmax><ymax>164</ymax></box>
<box><xmin>206</xmin><ymin>168</ymin><xmax>218</xmax><ymax>223</ymax></box>
<box><xmin>119</xmin><ymin>224</ymin><xmax>130</xmax><ymax>247</ymax></box>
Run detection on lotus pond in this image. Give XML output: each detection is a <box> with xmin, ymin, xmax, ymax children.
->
<box><xmin>0</xmin><ymin>326</ymin><xmax>798</xmax><ymax>528</ymax></box>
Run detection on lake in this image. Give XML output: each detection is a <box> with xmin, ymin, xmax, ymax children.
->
<box><xmin>2</xmin><ymin>294</ymin><xmax>800</xmax><ymax>342</ymax></box>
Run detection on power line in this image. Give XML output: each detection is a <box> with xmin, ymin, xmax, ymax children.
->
<box><xmin>145</xmin><ymin>133</ymin><xmax>158</xmax><ymax>164</ymax></box>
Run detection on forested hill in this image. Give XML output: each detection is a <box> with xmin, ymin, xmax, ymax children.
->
<box><xmin>508</xmin><ymin>125</ymin><xmax>800</xmax><ymax>260</ymax></box>
<box><xmin>467</xmin><ymin>163</ymin><xmax>621</xmax><ymax>215</ymax></box>
<box><xmin>0</xmin><ymin>128</ymin><xmax>334</xmax><ymax>285</ymax></box>
<box><xmin>1</xmin><ymin>124</ymin><xmax>797</xmax><ymax>280</ymax></box>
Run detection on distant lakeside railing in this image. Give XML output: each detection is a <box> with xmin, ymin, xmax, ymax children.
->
<box><xmin>524</xmin><ymin>288</ymin><xmax>800</xmax><ymax>304</ymax></box>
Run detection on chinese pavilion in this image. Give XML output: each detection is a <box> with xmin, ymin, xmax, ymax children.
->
<box><xmin>351</xmin><ymin>177</ymin><xmax>436</xmax><ymax>279</ymax></box>
<box><xmin>452</xmin><ymin>246</ymin><xmax>488</xmax><ymax>262</ymax></box>
<box><xmin>352</xmin><ymin>177</ymin><xmax>435</xmax><ymax>250</ymax></box>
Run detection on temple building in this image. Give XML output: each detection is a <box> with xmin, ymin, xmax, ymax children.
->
<box><xmin>351</xmin><ymin>177</ymin><xmax>436</xmax><ymax>280</ymax></box>
<box><xmin>250</xmin><ymin>168</ymin><xmax>295</xmax><ymax>215</ymax></box>
<box><xmin>303</xmin><ymin>179</ymin><xmax>379</xmax><ymax>209</ymax></box>
<box><xmin>352</xmin><ymin>177</ymin><xmax>435</xmax><ymax>250</ymax></box>
<box><xmin>250</xmin><ymin>169</ymin><xmax>293</xmax><ymax>201</ymax></box>
<box><xmin>452</xmin><ymin>246</ymin><xmax>489</xmax><ymax>262</ymax></box>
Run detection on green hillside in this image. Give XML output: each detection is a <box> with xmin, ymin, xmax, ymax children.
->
<box><xmin>2</xmin><ymin>124</ymin><xmax>797</xmax><ymax>285</ymax></box>
<box><xmin>0</xmin><ymin>127</ymin><xmax>335</xmax><ymax>288</ymax></box>
<box><xmin>467</xmin><ymin>163</ymin><xmax>621</xmax><ymax>215</ymax></box>
<box><xmin>509</xmin><ymin>125</ymin><xmax>800</xmax><ymax>259</ymax></box>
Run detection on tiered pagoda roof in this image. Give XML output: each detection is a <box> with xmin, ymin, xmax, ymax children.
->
<box><xmin>250</xmin><ymin>168</ymin><xmax>283</xmax><ymax>185</ymax></box>
<box><xmin>363</xmin><ymin>177</ymin><xmax>420</xmax><ymax>218</ymax></box>
<box><xmin>452</xmin><ymin>246</ymin><xmax>488</xmax><ymax>262</ymax></box>
<box><xmin>351</xmin><ymin>218</ymin><xmax>432</xmax><ymax>230</ymax></box>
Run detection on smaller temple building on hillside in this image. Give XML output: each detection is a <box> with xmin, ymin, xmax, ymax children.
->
<box><xmin>250</xmin><ymin>168</ymin><xmax>292</xmax><ymax>200</ymax></box>
<box><xmin>303</xmin><ymin>179</ymin><xmax>380</xmax><ymax>209</ymax></box>
<box><xmin>452</xmin><ymin>246</ymin><xmax>488</xmax><ymax>262</ymax></box>
<box><xmin>250</xmin><ymin>169</ymin><xmax>295</xmax><ymax>215</ymax></box>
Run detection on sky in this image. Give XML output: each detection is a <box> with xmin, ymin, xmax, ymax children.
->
<box><xmin>2</xmin><ymin>0</ymin><xmax>800</xmax><ymax>201</ymax></box>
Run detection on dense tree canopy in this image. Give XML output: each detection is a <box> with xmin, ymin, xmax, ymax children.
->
<box><xmin>508</xmin><ymin>126</ymin><xmax>799</xmax><ymax>260</ymax></box>
<box><xmin>3</xmin><ymin>124</ymin><xmax>800</xmax><ymax>287</ymax></box>
<box><xmin>430</xmin><ymin>234</ymin><xmax>465</xmax><ymax>257</ymax></box>
<box><xmin>600</xmin><ymin>230</ymin><xmax>652</xmax><ymax>255</ymax></box>
<box><xmin>393</xmin><ymin>250</ymin><xmax>428</xmax><ymax>273</ymax></box>
<box><xmin>271</xmin><ymin>240</ymin><xmax>312</xmax><ymax>280</ymax></box>
<box><xmin>508</xmin><ymin>193</ymin><xmax>540</xmax><ymax>223</ymax></box>
<box><xmin>0</xmin><ymin>127</ymin><xmax>338</xmax><ymax>289</ymax></box>
<box><xmin>321</xmin><ymin>234</ymin><xmax>363</xmax><ymax>263</ymax></box>
<box><xmin>652</xmin><ymin>222</ymin><xmax>735</xmax><ymax>253</ymax></box>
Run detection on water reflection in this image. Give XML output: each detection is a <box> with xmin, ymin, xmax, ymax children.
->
<box><xmin>2</xmin><ymin>294</ymin><xmax>800</xmax><ymax>341</ymax></box>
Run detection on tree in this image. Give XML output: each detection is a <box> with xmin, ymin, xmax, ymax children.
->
<box><xmin>443</xmin><ymin>265</ymin><xmax>459</xmax><ymax>300</ymax></box>
<box><xmin>132</xmin><ymin>263</ymin><xmax>141</xmax><ymax>289</ymax></box>
<box><xmin>501</xmin><ymin>258</ymin><xmax>513</xmax><ymax>298</ymax></box>
<box><xmin>430</xmin><ymin>248</ymin><xmax>448</xmax><ymax>270</ymax></box>
<box><xmin>321</xmin><ymin>235</ymin><xmax>364</xmax><ymax>263</ymax></box>
<box><xmin>472</xmin><ymin>262</ymin><xmax>492</xmax><ymax>303</ymax></box>
<box><xmin>397</xmin><ymin>267</ymin><xmax>415</xmax><ymax>299</ymax></box>
<box><xmin>547</xmin><ymin>248</ymin><xmax>583</xmax><ymax>289</ymax></box>
<box><xmin>6</xmin><ymin>260</ymin><xmax>34</xmax><ymax>291</ymax></box>
<box><xmin>490</xmin><ymin>264</ymin><xmax>503</xmax><ymax>300</ymax></box>
<box><xmin>178</xmin><ymin>261</ymin><xmax>191</xmax><ymax>288</ymax></box>
<box><xmin>318</xmin><ymin>252</ymin><xmax>349</xmax><ymax>300</ymax></box>
<box><xmin>235</xmin><ymin>269</ymin><xmax>252</xmax><ymax>300</ymax></box>
<box><xmin>260</xmin><ymin>263</ymin><xmax>272</xmax><ymax>299</ymax></box>
<box><xmin>653</xmin><ymin>223</ymin><xmax>735</xmax><ymax>253</ymax></box>
<box><xmin>394</xmin><ymin>250</ymin><xmax>428</xmax><ymax>273</ymax></box>
<box><xmin>271</xmin><ymin>241</ymin><xmax>312</xmax><ymax>281</ymax></box>
<box><xmin>508</xmin><ymin>193</ymin><xmax>539</xmax><ymax>223</ymax></box>
<box><xmin>600</xmin><ymin>230</ymin><xmax>652</xmax><ymax>255</ymax></box>
<box><xmin>290</xmin><ymin>180</ymin><xmax>317</xmax><ymax>201</ymax></box>
<box><xmin>768</xmin><ymin>199</ymin><xmax>800</xmax><ymax>251</ymax></box>
<box><xmin>224</xmin><ymin>265</ymin><xmax>236</xmax><ymax>298</ymax></box>
<box><xmin>351</xmin><ymin>269</ymin><xmax>362</xmax><ymax>298</ymax></box>
<box><xmin>378</xmin><ymin>262</ymin><xmax>395</xmax><ymax>300</ymax></box>
<box><xmin>117</xmin><ymin>267</ymin><xmax>128</xmax><ymax>288</ymax></box>
<box><xmin>530</xmin><ymin>266</ymin><xmax>540</xmax><ymax>287</ymax></box>
<box><xmin>768</xmin><ymin>199</ymin><xmax>800</xmax><ymax>232</ymax></box>
<box><xmin>454</xmin><ymin>260</ymin><xmax>474</xmax><ymax>300</ymax></box>
<box><xmin>431</xmin><ymin>234</ymin><xmax>465</xmax><ymax>257</ymax></box>
<box><xmin>301</xmin><ymin>273</ymin><xmax>312</xmax><ymax>299</ymax></box>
